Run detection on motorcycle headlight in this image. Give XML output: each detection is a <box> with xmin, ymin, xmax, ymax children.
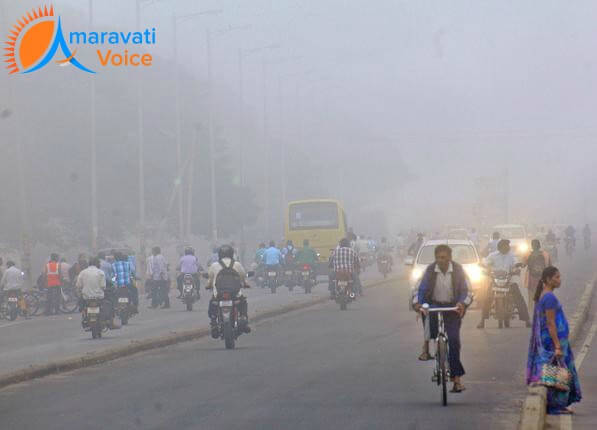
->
<box><xmin>518</xmin><ymin>243</ymin><xmax>529</xmax><ymax>254</ymax></box>
<box><xmin>410</xmin><ymin>267</ymin><xmax>423</xmax><ymax>282</ymax></box>
<box><xmin>465</xmin><ymin>265</ymin><xmax>482</xmax><ymax>283</ymax></box>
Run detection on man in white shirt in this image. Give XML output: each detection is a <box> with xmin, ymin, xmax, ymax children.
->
<box><xmin>76</xmin><ymin>257</ymin><xmax>106</xmax><ymax>300</ymax></box>
<box><xmin>478</xmin><ymin>240</ymin><xmax>530</xmax><ymax>329</ymax></box>
<box><xmin>0</xmin><ymin>261</ymin><xmax>24</xmax><ymax>292</ymax></box>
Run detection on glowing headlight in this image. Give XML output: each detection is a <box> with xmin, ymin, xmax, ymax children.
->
<box><xmin>411</xmin><ymin>267</ymin><xmax>423</xmax><ymax>282</ymax></box>
<box><xmin>518</xmin><ymin>243</ymin><xmax>529</xmax><ymax>253</ymax></box>
<box><xmin>465</xmin><ymin>265</ymin><xmax>482</xmax><ymax>283</ymax></box>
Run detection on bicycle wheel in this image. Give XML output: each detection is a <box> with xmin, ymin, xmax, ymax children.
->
<box><xmin>24</xmin><ymin>292</ymin><xmax>40</xmax><ymax>317</ymax></box>
<box><xmin>438</xmin><ymin>336</ymin><xmax>448</xmax><ymax>406</ymax></box>
<box><xmin>30</xmin><ymin>292</ymin><xmax>45</xmax><ymax>316</ymax></box>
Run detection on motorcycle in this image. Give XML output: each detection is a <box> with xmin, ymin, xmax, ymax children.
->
<box><xmin>115</xmin><ymin>287</ymin><xmax>134</xmax><ymax>326</ymax></box>
<box><xmin>545</xmin><ymin>241</ymin><xmax>559</xmax><ymax>264</ymax></box>
<box><xmin>565</xmin><ymin>237</ymin><xmax>576</xmax><ymax>257</ymax></box>
<box><xmin>180</xmin><ymin>274</ymin><xmax>199</xmax><ymax>311</ymax></box>
<box><xmin>1</xmin><ymin>290</ymin><xmax>20</xmax><ymax>321</ymax></box>
<box><xmin>335</xmin><ymin>271</ymin><xmax>355</xmax><ymax>310</ymax></box>
<box><xmin>283</xmin><ymin>265</ymin><xmax>296</xmax><ymax>292</ymax></box>
<box><xmin>297</xmin><ymin>264</ymin><xmax>315</xmax><ymax>294</ymax></box>
<box><xmin>488</xmin><ymin>267</ymin><xmax>520</xmax><ymax>328</ymax></box>
<box><xmin>215</xmin><ymin>291</ymin><xmax>242</xmax><ymax>349</ymax></box>
<box><xmin>82</xmin><ymin>298</ymin><xmax>109</xmax><ymax>339</ymax></box>
<box><xmin>265</xmin><ymin>267</ymin><xmax>279</xmax><ymax>294</ymax></box>
<box><xmin>377</xmin><ymin>255</ymin><xmax>392</xmax><ymax>278</ymax></box>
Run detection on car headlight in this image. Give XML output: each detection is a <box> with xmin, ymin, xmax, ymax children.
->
<box><xmin>518</xmin><ymin>243</ymin><xmax>529</xmax><ymax>253</ymax></box>
<box><xmin>465</xmin><ymin>265</ymin><xmax>482</xmax><ymax>283</ymax></box>
<box><xmin>411</xmin><ymin>267</ymin><xmax>423</xmax><ymax>282</ymax></box>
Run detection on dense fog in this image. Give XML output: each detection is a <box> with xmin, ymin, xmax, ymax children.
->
<box><xmin>1</xmin><ymin>0</ymin><xmax>596</xmax><ymax>273</ymax></box>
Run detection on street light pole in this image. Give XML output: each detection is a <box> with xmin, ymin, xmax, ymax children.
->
<box><xmin>173</xmin><ymin>14</ymin><xmax>184</xmax><ymax>240</ymax></box>
<box><xmin>135</xmin><ymin>0</ymin><xmax>146</xmax><ymax>283</ymax></box>
<box><xmin>186</xmin><ymin>125</ymin><xmax>197</xmax><ymax>239</ymax></box>
<box><xmin>206</xmin><ymin>29</ymin><xmax>218</xmax><ymax>243</ymax></box>
<box><xmin>89</xmin><ymin>0</ymin><xmax>98</xmax><ymax>253</ymax></box>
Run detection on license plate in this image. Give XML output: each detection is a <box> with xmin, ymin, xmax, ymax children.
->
<box><xmin>337</xmin><ymin>281</ymin><xmax>348</xmax><ymax>287</ymax></box>
<box><xmin>118</xmin><ymin>297</ymin><xmax>129</xmax><ymax>303</ymax></box>
<box><xmin>493</xmin><ymin>287</ymin><xmax>509</xmax><ymax>293</ymax></box>
<box><xmin>285</xmin><ymin>271</ymin><xmax>293</xmax><ymax>275</ymax></box>
<box><xmin>87</xmin><ymin>307</ymin><xmax>100</xmax><ymax>314</ymax></box>
<box><xmin>302</xmin><ymin>271</ymin><xmax>310</xmax><ymax>276</ymax></box>
<box><xmin>219</xmin><ymin>300</ymin><xmax>233</xmax><ymax>306</ymax></box>
<box><xmin>183</xmin><ymin>285</ymin><xmax>193</xmax><ymax>292</ymax></box>
<box><xmin>268</xmin><ymin>272</ymin><xmax>276</xmax><ymax>276</ymax></box>
<box><xmin>7</xmin><ymin>297</ymin><xmax>17</xmax><ymax>302</ymax></box>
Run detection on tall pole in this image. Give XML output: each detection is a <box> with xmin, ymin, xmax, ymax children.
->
<box><xmin>262</xmin><ymin>57</ymin><xmax>270</xmax><ymax>239</ymax></box>
<box><xmin>89</xmin><ymin>0</ymin><xmax>98</xmax><ymax>253</ymax></box>
<box><xmin>237</xmin><ymin>47</ymin><xmax>246</xmax><ymax>263</ymax></box>
<box><xmin>186</xmin><ymin>125</ymin><xmax>197</xmax><ymax>238</ymax></box>
<box><xmin>136</xmin><ymin>0</ymin><xmax>146</xmax><ymax>283</ymax></box>
<box><xmin>173</xmin><ymin>15</ymin><xmax>184</xmax><ymax>240</ymax></box>
<box><xmin>278</xmin><ymin>75</ymin><xmax>287</xmax><ymax>208</ymax></box>
<box><xmin>206</xmin><ymin>29</ymin><xmax>218</xmax><ymax>243</ymax></box>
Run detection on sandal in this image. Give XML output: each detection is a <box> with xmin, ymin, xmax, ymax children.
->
<box><xmin>418</xmin><ymin>351</ymin><xmax>434</xmax><ymax>361</ymax></box>
<box><xmin>450</xmin><ymin>383</ymin><xmax>466</xmax><ymax>393</ymax></box>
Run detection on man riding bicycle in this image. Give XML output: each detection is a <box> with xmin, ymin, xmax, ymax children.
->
<box><xmin>413</xmin><ymin>244</ymin><xmax>472</xmax><ymax>393</ymax></box>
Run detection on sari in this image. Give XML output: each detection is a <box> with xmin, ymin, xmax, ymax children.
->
<box><xmin>526</xmin><ymin>291</ymin><xmax>581</xmax><ymax>413</ymax></box>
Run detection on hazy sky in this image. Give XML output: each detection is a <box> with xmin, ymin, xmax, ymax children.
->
<box><xmin>2</xmin><ymin>0</ymin><xmax>596</xmax><ymax>236</ymax></box>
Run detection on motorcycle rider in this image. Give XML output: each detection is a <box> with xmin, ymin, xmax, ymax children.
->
<box><xmin>76</xmin><ymin>257</ymin><xmax>113</xmax><ymax>327</ymax></box>
<box><xmin>111</xmin><ymin>251</ymin><xmax>138</xmax><ymax>313</ymax></box>
<box><xmin>147</xmin><ymin>246</ymin><xmax>170</xmax><ymax>309</ymax></box>
<box><xmin>583</xmin><ymin>224</ymin><xmax>591</xmax><ymax>250</ymax></box>
<box><xmin>0</xmin><ymin>261</ymin><xmax>26</xmax><ymax>316</ymax></box>
<box><xmin>295</xmin><ymin>239</ymin><xmax>318</xmax><ymax>281</ymax></box>
<box><xmin>564</xmin><ymin>225</ymin><xmax>576</xmax><ymax>253</ymax></box>
<box><xmin>206</xmin><ymin>245</ymin><xmax>250</xmax><ymax>338</ymax></box>
<box><xmin>177</xmin><ymin>247</ymin><xmax>201</xmax><ymax>300</ymax></box>
<box><xmin>330</xmin><ymin>238</ymin><xmax>360</xmax><ymax>298</ymax></box>
<box><xmin>262</xmin><ymin>240</ymin><xmax>283</xmax><ymax>276</ymax></box>
<box><xmin>377</xmin><ymin>237</ymin><xmax>394</xmax><ymax>271</ymax></box>
<box><xmin>477</xmin><ymin>239</ymin><xmax>530</xmax><ymax>329</ymax></box>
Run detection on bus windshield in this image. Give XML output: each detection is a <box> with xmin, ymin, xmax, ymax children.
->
<box><xmin>289</xmin><ymin>202</ymin><xmax>339</xmax><ymax>230</ymax></box>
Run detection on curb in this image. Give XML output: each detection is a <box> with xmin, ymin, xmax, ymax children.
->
<box><xmin>0</xmin><ymin>276</ymin><xmax>398</xmax><ymax>390</ymax></box>
<box><xmin>518</xmin><ymin>277</ymin><xmax>596</xmax><ymax>430</ymax></box>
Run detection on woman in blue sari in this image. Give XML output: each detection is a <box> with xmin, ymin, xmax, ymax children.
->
<box><xmin>526</xmin><ymin>266</ymin><xmax>581</xmax><ymax>414</ymax></box>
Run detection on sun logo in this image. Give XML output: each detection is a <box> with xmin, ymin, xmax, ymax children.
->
<box><xmin>4</xmin><ymin>5</ymin><xmax>95</xmax><ymax>75</ymax></box>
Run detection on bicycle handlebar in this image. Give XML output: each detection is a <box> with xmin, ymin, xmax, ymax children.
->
<box><xmin>422</xmin><ymin>304</ymin><xmax>459</xmax><ymax>312</ymax></box>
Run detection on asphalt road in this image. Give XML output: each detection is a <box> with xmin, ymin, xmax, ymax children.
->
<box><xmin>0</xmin><ymin>250</ymin><xmax>592</xmax><ymax>430</ymax></box>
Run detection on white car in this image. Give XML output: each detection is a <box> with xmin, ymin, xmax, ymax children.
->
<box><xmin>492</xmin><ymin>224</ymin><xmax>530</xmax><ymax>257</ymax></box>
<box><xmin>405</xmin><ymin>239</ymin><xmax>485</xmax><ymax>305</ymax></box>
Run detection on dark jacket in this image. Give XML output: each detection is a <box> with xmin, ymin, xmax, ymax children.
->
<box><xmin>416</xmin><ymin>261</ymin><xmax>471</xmax><ymax>306</ymax></box>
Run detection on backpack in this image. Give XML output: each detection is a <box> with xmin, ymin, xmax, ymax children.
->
<box><xmin>215</xmin><ymin>259</ymin><xmax>242</xmax><ymax>296</ymax></box>
<box><xmin>527</xmin><ymin>251</ymin><xmax>546</xmax><ymax>278</ymax></box>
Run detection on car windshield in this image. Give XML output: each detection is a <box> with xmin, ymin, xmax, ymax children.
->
<box><xmin>495</xmin><ymin>227</ymin><xmax>525</xmax><ymax>239</ymax></box>
<box><xmin>289</xmin><ymin>202</ymin><xmax>339</xmax><ymax>230</ymax></box>
<box><xmin>416</xmin><ymin>244</ymin><xmax>478</xmax><ymax>265</ymax></box>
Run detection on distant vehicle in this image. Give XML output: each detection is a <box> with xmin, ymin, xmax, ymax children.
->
<box><xmin>284</xmin><ymin>199</ymin><xmax>348</xmax><ymax>275</ymax></box>
<box><xmin>405</xmin><ymin>239</ymin><xmax>484</xmax><ymax>304</ymax></box>
<box><xmin>492</xmin><ymin>224</ymin><xmax>529</xmax><ymax>257</ymax></box>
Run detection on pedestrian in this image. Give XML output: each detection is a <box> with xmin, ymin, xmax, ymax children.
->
<box><xmin>523</xmin><ymin>239</ymin><xmax>551</xmax><ymax>315</ymax></box>
<box><xmin>44</xmin><ymin>253</ymin><xmax>62</xmax><ymax>315</ymax></box>
<box><xmin>526</xmin><ymin>266</ymin><xmax>581</xmax><ymax>414</ymax></box>
<box><xmin>147</xmin><ymin>246</ymin><xmax>169</xmax><ymax>309</ymax></box>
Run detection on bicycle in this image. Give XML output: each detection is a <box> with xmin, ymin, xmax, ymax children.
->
<box><xmin>422</xmin><ymin>304</ymin><xmax>459</xmax><ymax>406</ymax></box>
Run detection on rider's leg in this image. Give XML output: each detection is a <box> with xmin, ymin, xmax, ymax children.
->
<box><xmin>477</xmin><ymin>285</ymin><xmax>490</xmax><ymax>328</ymax></box>
<box><xmin>443</xmin><ymin>312</ymin><xmax>465</xmax><ymax>383</ymax></box>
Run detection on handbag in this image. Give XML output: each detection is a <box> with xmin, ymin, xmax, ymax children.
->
<box><xmin>541</xmin><ymin>357</ymin><xmax>571</xmax><ymax>392</ymax></box>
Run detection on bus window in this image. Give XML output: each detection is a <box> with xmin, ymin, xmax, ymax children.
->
<box><xmin>289</xmin><ymin>202</ymin><xmax>339</xmax><ymax>230</ymax></box>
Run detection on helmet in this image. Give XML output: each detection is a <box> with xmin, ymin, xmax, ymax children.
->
<box><xmin>218</xmin><ymin>245</ymin><xmax>234</xmax><ymax>260</ymax></box>
<box><xmin>184</xmin><ymin>246</ymin><xmax>194</xmax><ymax>256</ymax></box>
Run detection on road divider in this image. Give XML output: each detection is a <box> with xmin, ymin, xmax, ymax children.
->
<box><xmin>0</xmin><ymin>276</ymin><xmax>398</xmax><ymax>390</ymax></box>
<box><xmin>518</xmin><ymin>278</ymin><xmax>595</xmax><ymax>430</ymax></box>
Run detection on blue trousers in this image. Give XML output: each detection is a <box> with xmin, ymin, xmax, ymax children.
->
<box><xmin>427</xmin><ymin>310</ymin><xmax>465</xmax><ymax>377</ymax></box>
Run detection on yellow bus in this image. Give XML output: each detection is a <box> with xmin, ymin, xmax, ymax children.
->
<box><xmin>284</xmin><ymin>199</ymin><xmax>348</xmax><ymax>265</ymax></box>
